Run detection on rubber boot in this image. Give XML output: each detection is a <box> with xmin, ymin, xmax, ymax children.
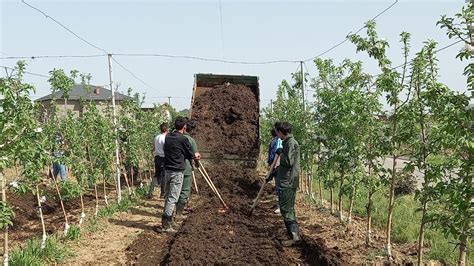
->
<box><xmin>176</xmin><ymin>203</ymin><xmax>188</xmax><ymax>220</ymax></box>
<box><xmin>161</xmin><ymin>215</ymin><xmax>176</xmax><ymax>233</ymax></box>
<box><xmin>282</xmin><ymin>223</ymin><xmax>301</xmax><ymax>247</ymax></box>
<box><xmin>171</xmin><ymin>216</ymin><xmax>178</xmax><ymax>228</ymax></box>
<box><xmin>284</xmin><ymin>221</ymin><xmax>292</xmax><ymax>237</ymax></box>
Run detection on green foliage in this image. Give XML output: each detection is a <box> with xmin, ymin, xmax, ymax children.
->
<box><xmin>134</xmin><ymin>185</ymin><xmax>149</xmax><ymax>198</ymax></box>
<box><xmin>438</xmin><ymin>2</ymin><xmax>474</xmax><ymax>94</ymax></box>
<box><xmin>97</xmin><ymin>196</ymin><xmax>138</xmax><ymax>218</ymax></box>
<box><xmin>48</xmin><ymin>69</ymin><xmax>75</xmax><ymax>101</ymax></box>
<box><xmin>10</xmin><ymin>181</ymin><xmax>29</xmax><ymax>195</ymax></box>
<box><xmin>59</xmin><ymin>181</ymin><xmax>84</xmax><ymax>202</ymax></box>
<box><xmin>65</xmin><ymin>224</ymin><xmax>81</xmax><ymax>241</ymax></box>
<box><xmin>0</xmin><ymin>201</ymin><xmax>15</xmax><ymax>229</ymax></box>
<box><xmin>0</xmin><ymin>61</ymin><xmax>39</xmax><ymax>173</ymax></box>
<box><xmin>9</xmin><ymin>238</ymin><xmax>42</xmax><ymax>266</ymax></box>
<box><xmin>86</xmin><ymin>217</ymin><xmax>104</xmax><ymax>233</ymax></box>
<box><xmin>9</xmin><ymin>235</ymin><xmax>71</xmax><ymax>265</ymax></box>
<box><xmin>315</xmin><ymin>184</ymin><xmax>471</xmax><ymax>264</ymax></box>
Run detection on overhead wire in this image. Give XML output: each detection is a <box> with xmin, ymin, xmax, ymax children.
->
<box><xmin>21</xmin><ymin>0</ymin><xmax>159</xmax><ymax>95</ymax></box>
<box><xmin>0</xmin><ymin>65</ymin><xmax>49</xmax><ymax>78</ymax></box>
<box><xmin>111</xmin><ymin>53</ymin><xmax>299</xmax><ymax>65</ymax></box>
<box><xmin>0</xmin><ymin>54</ymin><xmax>106</xmax><ymax>60</ymax></box>
<box><xmin>303</xmin><ymin>0</ymin><xmax>399</xmax><ymax>62</ymax></box>
<box><xmin>13</xmin><ymin>0</ymin><xmax>399</xmax><ymax>66</ymax></box>
<box><xmin>111</xmin><ymin>57</ymin><xmax>155</xmax><ymax>90</ymax></box>
<box><xmin>21</xmin><ymin>0</ymin><xmax>108</xmax><ymax>54</ymax></box>
<box><xmin>389</xmin><ymin>39</ymin><xmax>463</xmax><ymax>72</ymax></box>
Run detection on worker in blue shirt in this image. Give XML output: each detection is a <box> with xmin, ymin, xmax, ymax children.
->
<box><xmin>266</xmin><ymin>128</ymin><xmax>283</xmax><ymax>214</ymax></box>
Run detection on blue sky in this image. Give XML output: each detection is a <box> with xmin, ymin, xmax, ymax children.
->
<box><xmin>0</xmin><ymin>0</ymin><xmax>468</xmax><ymax>110</ymax></box>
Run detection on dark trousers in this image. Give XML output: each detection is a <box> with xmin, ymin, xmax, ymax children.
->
<box><xmin>278</xmin><ymin>187</ymin><xmax>297</xmax><ymax>224</ymax></box>
<box><xmin>151</xmin><ymin>156</ymin><xmax>165</xmax><ymax>196</ymax></box>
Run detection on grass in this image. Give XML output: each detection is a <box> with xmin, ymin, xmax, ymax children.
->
<box><xmin>65</xmin><ymin>224</ymin><xmax>81</xmax><ymax>241</ymax></box>
<box><xmin>86</xmin><ymin>217</ymin><xmax>104</xmax><ymax>233</ymax></box>
<box><xmin>97</xmin><ymin>195</ymin><xmax>140</xmax><ymax>218</ymax></box>
<box><xmin>9</xmin><ymin>235</ymin><xmax>72</xmax><ymax>266</ymax></box>
<box><xmin>310</xmin><ymin>180</ymin><xmax>471</xmax><ymax>265</ymax></box>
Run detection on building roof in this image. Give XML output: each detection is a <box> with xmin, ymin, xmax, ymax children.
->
<box><xmin>36</xmin><ymin>84</ymin><xmax>129</xmax><ymax>102</ymax></box>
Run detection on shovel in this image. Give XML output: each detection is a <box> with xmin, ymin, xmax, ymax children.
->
<box><xmin>192</xmin><ymin>171</ymin><xmax>199</xmax><ymax>195</ymax></box>
<box><xmin>197</xmin><ymin>162</ymin><xmax>229</xmax><ymax>210</ymax></box>
<box><xmin>248</xmin><ymin>155</ymin><xmax>279</xmax><ymax>216</ymax></box>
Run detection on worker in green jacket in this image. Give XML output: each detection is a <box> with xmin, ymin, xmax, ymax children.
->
<box><xmin>176</xmin><ymin>119</ymin><xmax>198</xmax><ymax>219</ymax></box>
<box><xmin>274</xmin><ymin>121</ymin><xmax>301</xmax><ymax>246</ymax></box>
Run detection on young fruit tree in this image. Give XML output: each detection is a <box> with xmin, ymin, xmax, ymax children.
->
<box><xmin>349</xmin><ymin>22</ymin><xmax>417</xmax><ymax>259</ymax></box>
<box><xmin>434</xmin><ymin>4</ymin><xmax>473</xmax><ymax>265</ymax></box>
<box><xmin>0</xmin><ymin>61</ymin><xmax>39</xmax><ymax>265</ymax></box>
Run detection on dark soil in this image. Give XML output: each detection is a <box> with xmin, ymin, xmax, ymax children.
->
<box><xmin>4</xmin><ymin>185</ymin><xmax>106</xmax><ymax>245</ymax></box>
<box><xmin>126</xmin><ymin>164</ymin><xmax>343</xmax><ymax>265</ymax></box>
<box><xmin>191</xmin><ymin>84</ymin><xmax>259</xmax><ymax>158</ymax></box>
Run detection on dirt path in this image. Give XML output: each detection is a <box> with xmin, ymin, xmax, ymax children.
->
<box><xmin>59</xmin><ymin>165</ymin><xmax>413</xmax><ymax>265</ymax></box>
<box><xmin>64</xmin><ymin>197</ymin><xmax>167</xmax><ymax>265</ymax></box>
<box><xmin>124</xmin><ymin>165</ymin><xmax>338</xmax><ymax>265</ymax></box>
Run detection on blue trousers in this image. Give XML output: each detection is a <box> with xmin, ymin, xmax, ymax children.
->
<box><xmin>53</xmin><ymin>162</ymin><xmax>68</xmax><ymax>182</ymax></box>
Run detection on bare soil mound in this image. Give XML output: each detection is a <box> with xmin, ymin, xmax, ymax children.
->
<box><xmin>192</xmin><ymin>84</ymin><xmax>259</xmax><ymax>158</ymax></box>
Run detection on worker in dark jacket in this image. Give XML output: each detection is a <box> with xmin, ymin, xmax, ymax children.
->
<box><xmin>162</xmin><ymin>117</ymin><xmax>201</xmax><ymax>233</ymax></box>
<box><xmin>275</xmin><ymin>122</ymin><xmax>301</xmax><ymax>246</ymax></box>
<box><xmin>176</xmin><ymin>119</ymin><xmax>199</xmax><ymax>219</ymax></box>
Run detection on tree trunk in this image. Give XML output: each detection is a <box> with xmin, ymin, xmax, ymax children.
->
<box><xmin>386</xmin><ymin>155</ymin><xmax>397</xmax><ymax>258</ymax></box>
<box><xmin>94</xmin><ymin>184</ymin><xmax>99</xmax><ymax>216</ymax></box>
<box><xmin>458</xmin><ymin>223</ymin><xmax>468</xmax><ymax>266</ymax></box>
<box><xmin>1</xmin><ymin>172</ymin><xmax>9</xmax><ymax>266</ymax></box>
<box><xmin>79</xmin><ymin>194</ymin><xmax>85</xmax><ymax>226</ymax></box>
<box><xmin>103</xmin><ymin>177</ymin><xmax>109</xmax><ymax>206</ymax></box>
<box><xmin>130</xmin><ymin>166</ymin><xmax>135</xmax><ymax>195</ymax></box>
<box><xmin>329</xmin><ymin>187</ymin><xmax>334</xmax><ymax>214</ymax></box>
<box><xmin>35</xmin><ymin>185</ymin><xmax>47</xmax><ymax>248</ymax></box>
<box><xmin>417</xmin><ymin>201</ymin><xmax>427</xmax><ymax>266</ymax></box>
<box><xmin>338</xmin><ymin>169</ymin><xmax>345</xmax><ymax>222</ymax></box>
<box><xmin>319</xmin><ymin>174</ymin><xmax>323</xmax><ymax>206</ymax></box>
<box><xmin>366</xmin><ymin>191</ymin><xmax>374</xmax><ymax>246</ymax></box>
<box><xmin>416</xmin><ymin>72</ymin><xmax>430</xmax><ymax>266</ymax></box>
<box><xmin>119</xmin><ymin>158</ymin><xmax>131</xmax><ymax>196</ymax></box>
<box><xmin>348</xmin><ymin>184</ymin><xmax>356</xmax><ymax>224</ymax></box>
<box><xmin>51</xmin><ymin>166</ymin><xmax>69</xmax><ymax>236</ymax></box>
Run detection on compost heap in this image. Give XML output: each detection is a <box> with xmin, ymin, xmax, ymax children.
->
<box><xmin>192</xmin><ymin>84</ymin><xmax>259</xmax><ymax>158</ymax></box>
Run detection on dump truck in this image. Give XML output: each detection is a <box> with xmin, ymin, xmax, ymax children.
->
<box><xmin>190</xmin><ymin>73</ymin><xmax>260</xmax><ymax>168</ymax></box>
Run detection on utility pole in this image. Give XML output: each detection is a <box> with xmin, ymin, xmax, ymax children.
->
<box><xmin>168</xmin><ymin>96</ymin><xmax>171</xmax><ymax>106</ymax></box>
<box><xmin>300</xmin><ymin>61</ymin><xmax>305</xmax><ymax>112</ymax></box>
<box><xmin>107</xmin><ymin>54</ymin><xmax>122</xmax><ymax>203</ymax></box>
<box><xmin>270</xmin><ymin>99</ymin><xmax>273</xmax><ymax>112</ymax></box>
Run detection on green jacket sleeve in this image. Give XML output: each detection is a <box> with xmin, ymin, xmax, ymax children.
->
<box><xmin>287</xmin><ymin>140</ymin><xmax>298</xmax><ymax>167</ymax></box>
